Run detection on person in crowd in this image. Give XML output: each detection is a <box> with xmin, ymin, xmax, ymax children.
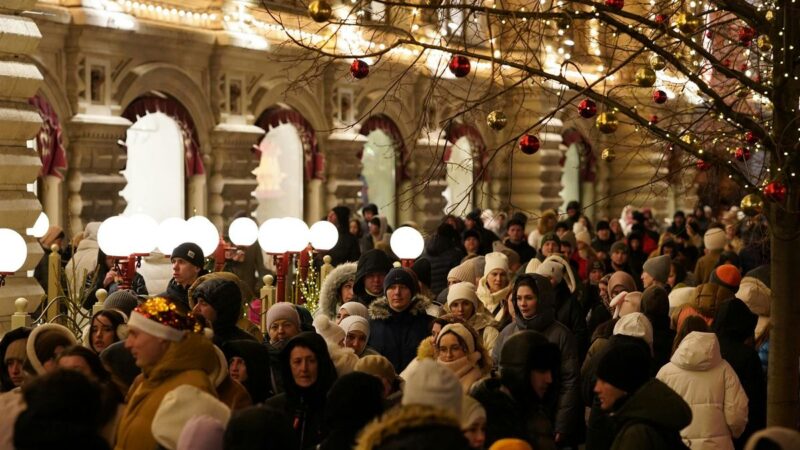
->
<box><xmin>190</xmin><ymin>275</ymin><xmax>256</xmax><ymax>346</ymax></box>
<box><xmin>341</xmin><ymin>315</ymin><xmax>378</xmax><ymax>357</ymax></box>
<box><xmin>150</xmin><ymin>383</ymin><xmax>231</xmax><ymax>450</ymax></box>
<box><xmin>713</xmin><ymin>298</ymin><xmax>766</xmax><ymax>447</ymax></box>
<box><xmin>607</xmin><ymin>242</ymin><xmax>632</xmax><ymax>275</ymax></box>
<box><xmin>87</xmin><ymin>309</ymin><xmax>126</xmax><ymax>354</ymax></box>
<box><xmin>65</xmin><ymin>221</ymin><xmax>101</xmax><ymax>295</ymax></box>
<box><xmin>591</xmin><ymin>220</ymin><xmax>615</xmax><ymax>262</ymax></box>
<box><xmin>461</xmin><ymin>395</ymin><xmax>487</xmax><ymax>449</ymax></box>
<box><xmin>641</xmin><ymin>254</ymin><xmax>671</xmax><ymax>291</ymax></box>
<box><xmin>667</xmin><ymin>210</ymin><xmax>687</xmax><ymax>235</ymax></box>
<box><xmin>463</xmin><ymin>229</ymin><xmax>483</xmax><ymax>261</ymax></box>
<box><xmin>319</xmin><ymin>372</ymin><xmax>384</xmax><ymax>450</ymax></box>
<box><xmin>350</xmin><ymin>218</ymin><xmax>364</xmax><ymax>241</ymax></box>
<box><xmin>265</xmin><ymin>303</ymin><xmax>302</xmax><ymax>393</ymax></box>
<box><xmin>102</xmin><ymin>289</ymin><xmax>140</xmax><ymax>317</ymax></box>
<box><xmin>527</xmin><ymin>210</ymin><xmax>557</xmax><ymax>251</ymax></box>
<box><xmin>695</xmin><ymin>227</ymin><xmax>727</xmax><ymax>284</ymax></box>
<box><xmin>115</xmin><ymin>297</ymin><xmax>218</xmax><ymax>450</ymax></box>
<box><xmin>223</xmin><ymin>405</ymin><xmax>299</xmax><ymax>450</ymax></box>
<box><xmin>493</xmin><ymin>241</ymin><xmax>522</xmax><ymax>275</ymax></box>
<box><xmin>263</xmin><ymin>332</ymin><xmax>338</xmax><ymax>450</ymax></box>
<box><xmin>668</xmin><ymin>260</ymin><xmax>690</xmax><ymax>290</ymax></box>
<box><xmin>316</xmin><ymin>261</ymin><xmax>357</xmax><ymax>319</ymax></box>
<box><xmin>353</xmin><ymin>249</ymin><xmax>394</xmax><ymax>306</ymax></box>
<box><xmin>362</xmin><ymin>216</ymin><xmax>392</xmax><ymax>253</ymax></box>
<box><xmin>354</xmin><ymin>354</ymin><xmax>405</xmax><ymax>406</ymax></box>
<box><xmin>164</xmin><ymin>242</ymin><xmax>207</xmax><ymax>311</ymax></box>
<box><xmin>211</xmin><ymin>344</ymin><xmax>256</xmax><ymax>410</ymax></box>
<box><xmin>535</xmin><ymin>255</ymin><xmax>587</xmax><ymax>357</ymax></box>
<box><xmin>33</xmin><ymin>225</ymin><xmax>66</xmax><ymax>291</ymax></box>
<box><xmin>472</xmin><ymin>330</ymin><xmax>561</xmax><ymax>449</ymax></box>
<box><xmin>336</xmin><ymin>301</ymin><xmax>369</xmax><ymax>323</ymax></box>
<box><xmin>98</xmin><ymin>340</ymin><xmax>141</xmax><ymax>393</ymax></box>
<box><xmin>423</xmin><ymin>223</ymin><xmax>466</xmax><ymax>296</ymax></box>
<box><xmin>695</xmin><ymin>263</ymin><xmax>742</xmax><ymax>320</ymax></box>
<box><xmin>368</xmin><ymin>267</ymin><xmax>433</xmax><ymax>371</ymax></box>
<box><xmin>84</xmin><ymin>248</ymin><xmax>148</xmax><ymax>309</ymax></box>
<box><xmin>492</xmin><ymin>274</ymin><xmax>581</xmax><ymax>446</ymax></box>
<box><xmin>356</xmin><ymin>403</ymin><xmax>469</xmax><ymax>449</ymax></box>
<box><xmin>435</xmin><ymin>323</ymin><xmax>491</xmax><ymax>393</ymax></box>
<box><xmin>594</xmin><ymin>342</ymin><xmax>692</xmax><ymax>450</ymax></box>
<box><xmin>223</xmin><ymin>339</ymin><xmax>273</xmax><ymax>404</ymax></box>
<box><xmin>564</xmin><ymin>201</ymin><xmax>582</xmax><ymax>228</ymax></box>
<box><xmin>625</xmin><ymin>232</ymin><xmax>647</xmax><ymax>289</ymax></box>
<box><xmin>0</xmin><ymin>327</ymin><xmax>31</xmax><ymax>392</ymax></box>
<box><xmin>412</xmin><ymin>257</ymin><xmax>436</xmax><ymax>303</ymax></box>
<box><xmin>477</xmin><ymin>252</ymin><xmax>512</xmax><ymax>320</ymax></box>
<box><xmin>504</xmin><ymin>218</ymin><xmax>536</xmax><ymax>266</ymax></box>
<box><xmin>573</xmin><ymin>229</ymin><xmax>596</xmax><ymax>281</ymax></box>
<box><xmin>554</xmin><ymin>221</ymin><xmax>570</xmax><ymax>239</ymax></box>
<box><xmin>446</xmin><ymin>281</ymin><xmax>500</xmax><ymax>353</ymax></box>
<box><xmin>641</xmin><ymin>285</ymin><xmax>675</xmax><ymax>370</ymax></box>
<box><xmin>657</xmin><ymin>331</ymin><xmax>748</xmax><ymax>449</ymax></box>
<box><xmin>27</xmin><ymin>323</ymin><xmax>78</xmax><ymax>375</ymax></box>
<box><xmin>327</xmin><ymin>206</ymin><xmax>361</xmax><ymax>266</ymax></box>
<box><xmin>588</xmin><ymin>271</ymin><xmax>637</xmax><ymax>342</ymax></box>
<box><xmin>465</xmin><ymin>209</ymin><xmax>500</xmax><ymax>255</ymax></box>
<box><xmin>736</xmin><ymin>271</ymin><xmax>771</xmax><ymax>374</ymax></box>
<box><xmin>587</xmin><ymin>273</ymin><xmax>613</xmax><ymax>338</ymax></box>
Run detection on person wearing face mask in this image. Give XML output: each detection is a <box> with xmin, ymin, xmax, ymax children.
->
<box><xmin>263</xmin><ymin>332</ymin><xmax>338</xmax><ymax>450</ymax></box>
<box><xmin>435</xmin><ymin>323</ymin><xmax>491</xmax><ymax>393</ymax></box>
<box><xmin>368</xmin><ymin>267</ymin><xmax>433</xmax><ymax>372</ymax></box>
<box><xmin>315</xmin><ymin>262</ymin><xmax>357</xmax><ymax>320</ymax></box>
<box><xmin>265</xmin><ymin>303</ymin><xmax>302</xmax><ymax>394</ymax></box>
<box><xmin>491</xmin><ymin>274</ymin><xmax>581</xmax><ymax>448</ymax></box>
<box><xmin>477</xmin><ymin>253</ymin><xmax>512</xmax><ymax>321</ymax></box>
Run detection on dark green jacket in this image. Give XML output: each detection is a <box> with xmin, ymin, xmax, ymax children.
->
<box><xmin>610</xmin><ymin>379</ymin><xmax>692</xmax><ymax>450</ymax></box>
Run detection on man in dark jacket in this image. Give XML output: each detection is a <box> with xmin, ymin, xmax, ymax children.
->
<box><xmin>421</xmin><ymin>223</ymin><xmax>465</xmax><ymax>296</ymax></box>
<box><xmin>471</xmin><ymin>330</ymin><xmax>561</xmax><ymax>449</ymax></box>
<box><xmin>368</xmin><ymin>268</ymin><xmax>432</xmax><ymax>371</ymax></box>
<box><xmin>353</xmin><ymin>249</ymin><xmax>394</xmax><ymax>306</ymax></box>
<box><xmin>503</xmin><ymin>218</ymin><xmax>536</xmax><ymax>266</ymax></box>
<box><xmin>190</xmin><ymin>275</ymin><xmax>257</xmax><ymax>347</ymax></box>
<box><xmin>595</xmin><ymin>342</ymin><xmax>692</xmax><ymax>450</ymax></box>
<box><xmin>465</xmin><ymin>209</ymin><xmax>499</xmax><ymax>255</ymax></box>
<box><xmin>326</xmin><ymin>206</ymin><xmax>361</xmax><ymax>266</ymax></box>
<box><xmin>163</xmin><ymin>242</ymin><xmax>207</xmax><ymax>311</ymax></box>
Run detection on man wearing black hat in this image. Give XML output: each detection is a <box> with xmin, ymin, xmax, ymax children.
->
<box><xmin>591</xmin><ymin>221</ymin><xmax>616</xmax><ymax>261</ymax></box>
<box><xmin>367</xmin><ymin>267</ymin><xmax>432</xmax><ymax>371</ymax></box>
<box><xmin>353</xmin><ymin>249</ymin><xmax>394</xmax><ymax>306</ymax></box>
<box><xmin>163</xmin><ymin>242</ymin><xmax>207</xmax><ymax>311</ymax></box>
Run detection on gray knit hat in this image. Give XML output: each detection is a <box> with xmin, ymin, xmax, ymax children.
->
<box><xmin>642</xmin><ymin>255</ymin><xmax>671</xmax><ymax>284</ymax></box>
<box><xmin>104</xmin><ymin>290</ymin><xmax>140</xmax><ymax>317</ymax></box>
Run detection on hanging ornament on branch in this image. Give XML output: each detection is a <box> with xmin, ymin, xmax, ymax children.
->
<box><xmin>738</xmin><ymin>26</ymin><xmax>756</xmax><ymax>46</ymax></box>
<box><xmin>734</xmin><ymin>147</ymin><xmax>751</xmax><ymax>162</ymax></box>
<box><xmin>635</xmin><ymin>68</ymin><xmax>657</xmax><ymax>87</ymax></box>
<box><xmin>757</xmin><ymin>35</ymin><xmax>772</xmax><ymax>52</ymax></box>
<box><xmin>696</xmin><ymin>160</ymin><xmax>712</xmax><ymax>171</ymax></box>
<box><xmin>601</xmin><ymin>148</ymin><xmax>616</xmax><ymax>162</ymax></box>
<box><xmin>675</xmin><ymin>12</ymin><xmax>701</xmax><ymax>33</ymax></box>
<box><xmin>654</xmin><ymin>14</ymin><xmax>668</xmax><ymax>25</ymax></box>
<box><xmin>763</xmin><ymin>180</ymin><xmax>787</xmax><ymax>202</ymax></box>
<box><xmin>518</xmin><ymin>135</ymin><xmax>540</xmax><ymax>155</ymax></box>
<box><xmin>649</xmin><ymin>55</ymin><xmax>667</xmax><ymax>71</ymax></box>
<box><xmin>745</xmin><ymin>131</ymin><xmax>759</xmax><ymax>145</ymax></box>
<box><xmin>740</xmin><ymin>194</ymin><xmax>764</xmax><ymax>216</ymax></box>
<box><xmin>596</xmin><ymin>112</ymin><xmax>619</xmax><ymax>134</ymax></box>
<box><xmin>486</xmin><ymin>110</ymin><xmax>508</xmax><ymax>130</ymax></box>
<box><xmin>307</xmin><ymin>0</ymin><xmax>332</xmax><ymax>22</ymax></box>
<box><xmin>578</xmin><ymin>99</ymin><xmax>597</xmax><ymax>118</ymax></box>
<box><xmin>448</xmin><ymin>55</ymin><xmax>471</xmax><ymax>78</ymax></box>
<box><xmin>350</xmin><ymin>59</ymin><xmax>369</xmax><ymax>79</ymax></box>
<box><xmin>649</xmin><ymin>115</ymin><xmax>659</xmax><ymax>124</ymax></box>
<box><xmin>604</xmin><ymin>0</ymin><xmax>624</xmax><ymax>9</ymax></box>
<box><xmin>652</xmin><ymin>89</ymin><xmax>668</xmax><ymax>104</ymax></box>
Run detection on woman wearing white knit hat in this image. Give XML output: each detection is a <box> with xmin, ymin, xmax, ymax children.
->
<box><xmin>435</xmin><ymin>323</ymin><xmax>492</xmax><ymax>393</ymax></box>
<box><xmin>446</xmin><ymin>282</ymin><xmax>500</xmax><ymax>353</ymax></box>
<box><xmin>476</xmin><ymin>252</ymin><xmax>512</xmax><ymax>322</ymax></box>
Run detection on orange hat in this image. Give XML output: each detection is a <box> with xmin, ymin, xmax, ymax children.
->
<box><xmin>489</xmin><ymin>438</ymin><xmax>533</xmax><ymax>450</ymax></box>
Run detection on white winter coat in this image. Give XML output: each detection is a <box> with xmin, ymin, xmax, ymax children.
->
<box><xmin>656</xmin><ymin>331</ymin><xmax>748</xmax><ymax>450</ymax></box>
<box><xmin>65</xmin><ymin>222</ymin><xmax>101</xmax><ymax>294</ymax></box>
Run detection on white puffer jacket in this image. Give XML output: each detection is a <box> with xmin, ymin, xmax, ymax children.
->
<box><xmin>656</xmin><ymin>331</ymin><xmax>749</xmax><ymax>450</ymax></box>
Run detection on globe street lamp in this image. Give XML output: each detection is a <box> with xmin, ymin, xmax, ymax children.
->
<box><xmin>390</xmin><ymin>226</ymin><xmax>424</xmax><ymax>267</ymax></box>
<box><xmin>0</xmin><ymin>229</ymin><xmax>27</xmax><ymax>287</ymax></box>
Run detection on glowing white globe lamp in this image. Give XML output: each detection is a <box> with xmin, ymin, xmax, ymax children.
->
<box><xmin>187</xmin><ymin>216</ymin><xmax>220</xmax><ymax>256</ymax></box>
<box><xmin>390</xmin><ymin>226</ymin><xmax>424</xmax><ymax>265</ymax></box>
<box><xmin>98</xmin><ymin>216</ymin><xmax>137</xmax><ymax>257</ymax></box>
<box><xmin>282</xmin><ymin>217</ymin><xmax>311</xmax><ymax>253</ymax></box>
<box><xmin>157</xmin><ymin>218</ymin><xmax>188</xmax><ymax>255</ymax></box>
<box><xmin>129</xmin><ymin>213</ymin><xmax>158</xmax><ymax>254</ymax></box>
<box><xmin>0</xmin><ymin>229</ymin><xmax>27</xmax><ymax>283</ymax></box>
<box><xmin>229</xmin><ymin>217</ymin><xmax>259</xmax><ymax>246</ymax></box>
<box><xmin>309</xmin><ymin>220</ymin><xmax>339</xmax><ymax>250</ymax></box>
<box><xmin>258</xmin><ymin>218</ymin><xmax>288</xmax><ymax>254</ymax></box>
<box><xmin>26</xmin><ymin>212</ymin><xmax>49</xmax><ymax>238</ymax></box>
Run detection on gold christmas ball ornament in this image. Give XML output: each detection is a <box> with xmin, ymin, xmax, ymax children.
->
<box><xmin>308</xmin><ymin>0</ymin><xmax>332</xmax><ymax>22</ymax></box>
<box><xmin>649</xmin><ymin>55</ymin><xmax>667</xmax><ymax>71</ymax></box>
<box><xmin>757</xmin><ymin>35</ymin><xmax>772</xmax><ymax>52</ymax></box>
<box><xmin>595</xmin><ymin>112</ymin><xmax>619</xmax><ymax>134</ymax></box>
<box><xmin>674</xmin><ymin>12</ymin><xmax>701</xmax><ymax>34</ymax></box>
<box><xmin>486</xmin><ymin>110</ymin><xmax>508</xmax><ymax>130</ymax></box>
<box><xmin>740</xmin><ymin>194</ymin><xmax>764</xmax><ymax>217</ymax></box>
<box><xmin>601</xmin><ymin>148</ymin><xmax>616</xmax><ymax>162</ymax></box>
<box><xmin>680</xmin><ymin>133</ymin><xmax>700</xmax><ymax>149</ymax></box>
<box><xmin>635</xmin><ymin>67</ymin><xmax>657</xmax><ymax>87</ymax></box>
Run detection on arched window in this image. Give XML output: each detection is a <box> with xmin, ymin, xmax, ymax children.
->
<box><xmin>359</xmin><ymin>115</ymin><xmax>407</xmax><ymax>228</ymax></box>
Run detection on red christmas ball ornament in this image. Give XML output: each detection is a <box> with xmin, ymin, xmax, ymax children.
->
<box><xmin>763</xmin><ymin>180</ymin><xmax>787</xmax><ymax>202</ymax></box>
<box><xmin>350</xmin><ymin>59</ymin><xmax>369</xmax><ymax>79</ymax></box>
<box><xmin>696</xmin><ymin>160</ymin><xmax>712</xmax><ymax>171</ymax></box>
<box><xmin>654</xmin><ymin>14</ymin><xmax>668</xmax><ymax>24</ymax></box>
<box><xmin>652</xmin><ymin>89</ymin><xmax>668</xmax><ymax>104</ymax></box>
<box><xmin>722</xmin><ymin>59</ymin><xmax>732</xmax><ymax>68</ymax></box>
<box><xmin>734</xmin><ymin>147</ymin><xmax>751</xmax><ymax>162</ymax></box>
<box><xmin>739</xmin><ymin>63</ymin><xmax>748</xmax><ymax>71</ymax></box>
<box><xmin>745</xmin><ymin>130</ymin><xmax>758</xmax><ymax>145</ymax></box>
<box><xmin>604</xmin><ymin>0</ymin><xmax>624</xmax><ymax>9</ymax></box>
<box><xmin>448</xmin><ymin>55</ymin><xmax>471</xmax><ymax>78</ymax></box>
<box><xmin>649</xmin><ymin>114</ymin><xmax>659</xmax><ymax>124</ymax></box>
<box><xmin>578</xmin><ymin>99</ymin><xmax>597</xmax><ymax>119</ymax></box>
<box><xmin>705</xmin><ymin>30</ymin><xmax>714</xmax><ymax>39</ymax></box>
<box><xmin>738</xmin><ymin>26</ymin><xmax>756</xmax><ymax>46</ymax></box>
<box><xmin>519</xmin><ymin>135</ymin><xmax>540</xmax><ymax>155</ymax></box>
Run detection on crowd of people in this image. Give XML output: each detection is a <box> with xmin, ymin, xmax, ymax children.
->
<box><xmin>1</xmin><ymin>201</ymin><xmax>796</xmax><ymax>450</ymax></box>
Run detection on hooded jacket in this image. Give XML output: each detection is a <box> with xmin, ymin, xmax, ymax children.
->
<box><xmin>694</xmin><ymin>281</ymin><xmax>736</xmax><ymax>319</ymax></box>
<box><xmin>368</xmin><ymin>295</ymin><xmax>433</xmax><ymax>372</ymax></box>
<box><xmin>422</xmin><ymin>228</ymin><xmax>466</xmax><ymax>296</ymax></box>
<box><xmin>190</xmin><ymin>275</ymin><xmax>256</xmax><ymax>347</ymax></box>
<box><xmin>354</xmin><ymin>250</ymin><xmax>395</xmax><ymax>306</ymax></box>
<box><xmin>222</xmin><ymin>339</ymin><xmax>273</xmax><ymax>404</ymax></box>
<box><xmin>609</xmin><ymin>379</ymin><xmax>693</xmax><ymax>450</ymax></box>
<box><xmin>319</xmin><ymin>372</ymin><xmax>384</xmax><ymax>450</ymax></box>
<box><xmin>656</xmin><ymin>332</ymin><xmax>749</xmax><ymax>450</ymax></box>
<box><xmin>114</xmin><ymin>333</ymin><xmax>218</xmax><ymax>450</ymax></box>
<box><xmin>354</xmin><ymin>404</ymin><xmax>469</xmax><ymax>450</ymax></box>
<box><xmin>327</xmin><ymin>207</ymin><xmax>361</xmax><ymax>267</ymax></box>
<box><xmin>492</xmin><ymin>274</ymin><xmax>581</xmax><ymax>443</ymax></box>
<box><xmin>263</xmin><ymin>332</ymin><xmax>338</xmax><ymax>450</ymax></box>
<box><xmin>316</xmin><ymin>262</ymin><xmax>358</xmax><ymax>319</ymax></box>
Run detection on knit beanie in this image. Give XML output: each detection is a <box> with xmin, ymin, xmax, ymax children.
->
<box><xmin>436</xmin><ymin>323</ymin><xmax>477</xmax><ymax>354</ymax></box>
<box><xmin>128</xmin><ymin>297</ymin><xmax>202</xmax><ymax>342</ymax></box>
<box><xmin>354</xmin><ymin>355</ymin><xmax>397</xmax><ymax>383</ymax></box>
<box><xmin>610</xmin><ymin>241</ymin><xmax>629</xmax><ymax>254</ymax></box>
<box><xmin>177</xmin><ymin>415</ymin><xmax>225</xmax><ymax>450</ymax></box>
<box><xmin>412</xmin><ymin>258</ymin><xmax>432</xmax><ymax>288</ymax></box>
<box><xmin>668</xmin><ymin>286</ymin><xmax>698</xmax><ymax>313</ymax></box>
<box><xmin>339</xmin><ymin>302</ymin><xmax>369</xmax><ymax>320</ymax></box>
<box><xmin>575</xmin><ymin>229</ymin><xmax>591</xmax><ymax>247</ymax></box>
<box><xmin>703</xmin><ymin>228</ymin><xmax>727</xmax><ymax>251</ymax></box>
<box><xmin>536</xmin><ymin>260</ymin><xmax>564</xmax><ymax>285</ymax></box>
<box><xmin>711</xmin><ymin>264</ymin><xmax>742</xmax><ymax>291</ymax></box>
<box><xmin>383</xmin><ymin>267</ymin><xmax>418</xmax><ymax>297</ymax></box>
<box><xmin>596</xmin><ymin>220</ymin><xmax>610</xmax><ymax>231</ymax></box>
<box><xmin>171</xmin><ymin>242</ymin><xmax>205</xmax><ymax>268</ymax></box>
<box><xmin>152</xmin><ymin>385</ymin><xmax>231</xmax><ymax>450</ymax></box>
<box><xmin>642</xmin><ymin>254</ymin><xmax>671</xmax><ymax>284</ymax></box>
<box><xmin>26</xmin><ymin>323</ymin><xmax>78</xmax><ymax>374</ymax></box>
<box><xmin>313</xmin><ymin>315</ymin><xmax>346</xmax><ymax>345</ymax></box>
<box><xmin>448</xmin><ymin>263</ymin><xmax>475</xmax><ymax>284</ymax></box>
<box><xmin>607</xmin><ymin>271</ymin><xmax>637</xmax><ymax>298</ymax></box>
<box><xmin>489</xmin><ymin>438</ymin><xmax>533</xmax><ymax>450</ymax></box>
<box><xmin>266</xmin><ymin>303</ymin><xmax>301</xmax><ymax>330</ymax></box>
<box><xmin>460</xmin><ymin>395</ymin><xmax>486</xmax><ymax>429</ymax></box>
<box><xmin>4</xmin><ymin>338</ymin><xmax>27</xmax><ymax>363</ymax></box>
<box><xmin>402</xmin><ymin>359</ymin><xmax>463</xmax><ymax>416</ymax></box>
<box><xmin>483</xmin><ymin>252</ymin><xmax>509</xmax><ymax>276</ymax></box>
<box><xmin>103</xmin><ymin>289</ymin><xmax>139</xmax><ymax>317</ymax></box>
<box><xmin>340</xmin><ymin>315</ymin><xmax>370</xmax><ymax>341</ymax></box>
<box><xmin>609</xmin><ymin>291</ymin><xmax>643</xmax><ymax>319</ymax></box>
<box><xmin>446</xmin><ymin>282</ymin><xmax>479</xmax><ymax>309</ymax></box>
<box><xmin>613</xmin><ymin>312</ymin><xmax>654</xmax><ymax>349</ymax></box>
<box><xmin>539</xmin><ymin>232</ymin><xmax>560</xmax><ymax>250</ymax></box>
<box><xmin>596</xmin><ymin>341</ymin><xmax>651</xmax><ymax>394</ymax></box>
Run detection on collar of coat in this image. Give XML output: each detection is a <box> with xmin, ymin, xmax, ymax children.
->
<box><xmin>368</xmin><ymin>295</ymin><xmax>432</xmax><ymax>320</ymax></box>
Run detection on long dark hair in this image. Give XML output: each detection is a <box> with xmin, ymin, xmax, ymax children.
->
<box><xmin>88</xmin><ymin>310</ymin><xmax>126</xmax><ymax>353</ymax></box>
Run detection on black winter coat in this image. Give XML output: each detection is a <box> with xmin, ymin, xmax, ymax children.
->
<box><xmin>422</xmin><ymin>234</ymin><xmax>465</xmax><ymax>296</ymax></box>
<box><xmin>609</xmin><ymin>379</ymin><xmax>692</xmax><ymax>450</ymax></box>
<box><xmin>368</xmin><ymin>296</ymin><xmax>433</xmax><ymax>372</ymax></box>
<box><xmin>555</xmin><ymin>281</ymin><xmax>589</xmax><ymax>359</ymax></box>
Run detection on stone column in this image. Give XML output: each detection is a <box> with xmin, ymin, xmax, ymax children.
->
<box><xmin>409</xmin><ymin>140</ymin><xmax>448</xmax><ymax>232</ymax></box>
<box><xmin>209</xmin><ymin>125</ymin><xmax>264</xmax><ymax>230</ymax></box>
<box><xmin>41</xmin><ymin>175</ymin><xmax>62</xmax><ymax>227</ymax></box>
<box><xmin>0</xmin><ymin>0</ymin><xmax>46</xmax><ymax>328</ymax></box>
<box><xmin>323</xmin><ymin>135</ymin><xmax>365</xmax><ymax>213</ymax></box>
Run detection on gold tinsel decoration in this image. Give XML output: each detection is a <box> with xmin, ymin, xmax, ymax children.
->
<box><xmin>486</xmin><ymin>110</ymin><xmax>508</xmax><ymax>130</ymax></box>
<box><xmin>308</xmin><ymin>0</ymin><xmax>332</xmax><ymax>22</ymax></box>
<box><xmin>596</xmin><ymin>112</ymin><xmax>619</xmax><ymax>134</ymax></box>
